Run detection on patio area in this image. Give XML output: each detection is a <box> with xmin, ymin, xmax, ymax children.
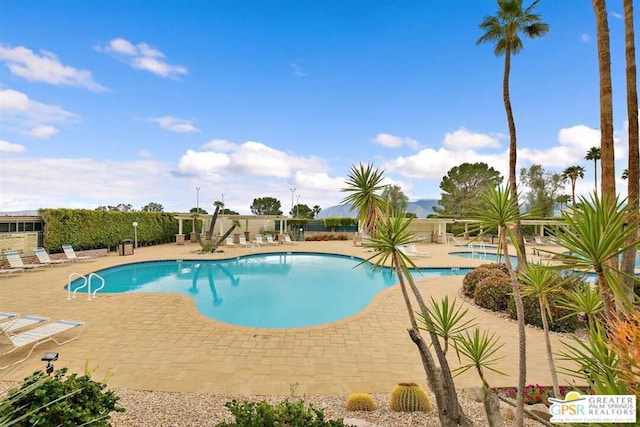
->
<box><xmin>1</xmin><ymin>240</ymin><xmax>578</xmax><ymax>396</ymax></box>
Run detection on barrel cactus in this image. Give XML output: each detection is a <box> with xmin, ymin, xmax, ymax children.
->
<box><xmin>345</xmin><ymin>393</ymin><xmax>376</xmax><ymax>411</ymax></box>
<box><xmin>390</xmin><ymin>382</ymin><xmax>432</xmax><ymax>412</ymax></box>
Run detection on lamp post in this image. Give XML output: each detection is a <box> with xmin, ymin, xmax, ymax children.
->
<box><xmin>296</xmin><ymin>194</ymin><xmax>300</xmax><ymax>218</ymax></box>
<box><xmin>132</xmin><ymin>221</ymin><xmax>138</xmax><ymax>248</ymax></box>
<box><xmin>289</xmin><ymin>187</ymin><xmax>295</xmax><ymax>216</ymax></box>
<box><xmin>221</xmin><ymin>193</ymin><xmax>225</xmax><ymax>208</ymax></box>
<box><xmin>196</xmin><ymin>187</ymin><xmax>200</xmax><ymax>212</ymax></box>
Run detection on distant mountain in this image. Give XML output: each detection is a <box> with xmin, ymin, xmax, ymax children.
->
<box><xmin>317</xmin><ymin>199</ymin><xmax>439</xmax><ymax>219</ymax></box>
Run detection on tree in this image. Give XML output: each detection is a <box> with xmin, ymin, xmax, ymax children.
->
<box><xmin>519</xmin><ymin>164</ymin><xmax>564</xmax><ymax>217</ymax></box>
<box><xmin>381</xmin><ymin>184</ymin><xmax>408</xmax><ymax>214</ymax></box>
<box><xmin>561</xmin><ymin>165</ymin><xmax>585</xmax><ymax>208</ymax></box>
<box><xmin>250</xmin><ymin>197</ymin><xmax>282</xmax><ymax>215</ymax></box>
<box><xmin>290</xmin><ymin>203</ymin><xmax>313</xmax><ymax>219</ymax></box>
<box><xmin>340</xmin><ymin>163</ymin><xmax>386</xmax><ymax>237</ymax></box>
<box><xmin>477</xmin><ymin>0</ymin><xmax>549</xmax><ymax>272</ymax></box>
<box><xmin>585</xmin><ymin>146</ymin><xmax>601</xmax><ymax>196</ymax></box>
<box><xmin>190</xmin><ymin>207</ymin><xmax>208</xmax><ymax>214</ymax></box>
<box><xmin>622</xmin><ymin>0</ymin><xmax>640</xmax><ymax>299</ymax></box>
<box><xmin>312</xmin><ymin>205</ymin><xmax>322</xmax><ymax>219</ymax></box>
<box><xmin>471</xmin><ymin>185</ymin><xmax>529</xmax><ymax>427</ymax></box>
<box><xmin>590</xmin><ymin>2</ymin><xmax>616</xmax><ymax>201</ymax></box>
<box><xmin>434</xmin><ymin>162</ymin><xmax>503</xmax><ymax>217</ymax></box>
<box><xmin>363</xmin><ymin>215</ymin><xmax>472</xmax><ymax>426</ymax></box>
<box><xmin>556</xmin><ymin>194</ymin><xmax>571</xmax><ymax>212</ymax></box>
<box><xmin>141</xmin><ymin>202</ymin><xmax>164</xmax><ymax>212</ymax></box>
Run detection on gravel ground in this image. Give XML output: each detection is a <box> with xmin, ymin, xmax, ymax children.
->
<box><xmin>108</xmin><ymin>388</ymin><xmax>542</xmax><ymax>427</ymax></box>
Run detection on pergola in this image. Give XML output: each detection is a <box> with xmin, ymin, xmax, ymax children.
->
<box><xmin>173</xmin><ymin>213</ymin><xmax>290</xmax><ymax>244</ymax></box>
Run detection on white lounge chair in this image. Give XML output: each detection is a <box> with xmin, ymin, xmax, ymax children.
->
<box><xmin>0</xmin><ymin>267</ymin><xmax>23</xmax><ymax>276</ymax></box>
<box><xmin>533</xmin><ymin>236</ymin><xmax>548</xmax><ymax>246</ymax></box>
<box><xmin>62</xmin><ymin>245</ymin><xmax>95</xmax><ymax>262</ymax></box>
<box><xmin>4</xmin><ymin>251</ymin><xmax>45</xmax><ymax>270</ymax></box>
<box><xmin>253</xmin><ymin>235</ymin><xmax>265</xmax><ymax>246</ymax></box>
<box><xmin>238</xmin><ymin>235</ymin><xmax>254</xmax><ymax>249</ymax></box>
<box><xmin>35</xmin><ymin>248</ymin><xmax>72</xmax><ymax>267</ymax></box>
<box><xmin>265</xmin><ymin>234</ymin><xmax>278</xmax><ymax>245</ymax></box>
<box><xmin>0</xmin><ymin>312</ymin><xmax>18</xmax><ymax>322</ymax></box>
<box><xmin>408</xmin><ymin>243</ymin><xmax>432</xmax><ymax>258</ymax></box>
<box><xmin>225</xmin><ymin>237</ymin><xmax>237</xmax><ymax>247</ymax></box>
<box><xmin>283</xmin><ymin>234</ymin><xmax>296</xmax><ymax>244</ymax></box>
<box><xmin>0</xmin><ymin>319</ymin><xmax>84</xmax><ymax>369</ymax></box>
<box><xmin>0</xmin><ymin>314</ymin><xmax>49</xmax><ymax>334</ymax></box>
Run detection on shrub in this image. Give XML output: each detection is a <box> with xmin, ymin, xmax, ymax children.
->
<box><xmin>503</xmin><ymin>384</ymin><xmax>578</xmax><ymax>406</ymax></box>
<box><xmin>345</xmin><ymin>393</ymin><xmax>376</xmax><ymax>411</ymax></box>
<box><xmin>389</xmin><ymin>382</ymin><xmax>432</xmax><ymax>413</ymax></box>
<box><xmin>473</xmin><ymin>275</ymin><xmax>513</xmax><ymax>312</ymax></box>
<box><xmin>216</xmin><ymin>399</ymin><xmax>346</xmax><ymax>426</ymax></box>
<box><xmin>462</xmin><ymin>266</ymin><xmax>508</xmax><ymax>298</ymax></box>
<box><xmin>0</xmin><ymin>368</ymin><xmax>124</xmax><ymax>426</ymax></box>
<box><xmin>477</xmin><ymin>262</ymin><xmax>510</xmax><ymax>275</ymax></box>
<box><xmin>507</xmin><ymin>287</ymin><xmax>579</xmax><ymax>333</ymax></box>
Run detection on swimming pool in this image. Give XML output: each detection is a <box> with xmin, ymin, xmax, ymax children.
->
<box><xmin>74</xmin><ymin>253</ymin><xmax>472</xmax><ymax>329</ymax></box>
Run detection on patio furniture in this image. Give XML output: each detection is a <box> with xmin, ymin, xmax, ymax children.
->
<box><xmin>0</xmin><ymin>314</ymin><xmax>49</xmax><ymax>334</ymax></box>
<box><xmin>35</xmin><ymin>247</ymin><xmax>72</xmax><ymax>267</ymax></box>
<box><xmin>62</xmin><ymin>245</ymin><xmax>96</xmax><ymax>262</ymax></box>
<box><xmin>4</xmin><ymin>251</ymin><xmax>45</xmax><ymax>270</ymax></box>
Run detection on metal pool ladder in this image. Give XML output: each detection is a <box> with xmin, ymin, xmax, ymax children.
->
<box><xmin>67</xmin><ymin>272</ymin><xmax>105</xmax><ymax>300</ymax></box>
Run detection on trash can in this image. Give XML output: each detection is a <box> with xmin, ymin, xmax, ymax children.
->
<box><xmin>119</xmin><ymin>239</ymin><xmax>134</xmax><ymax>256</ymax></box>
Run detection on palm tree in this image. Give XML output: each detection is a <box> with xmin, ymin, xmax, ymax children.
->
<box><xmin>312</xmin><ymin>205</ymin><xmax>321</xmax><ymax>219</ymax></box>
<box><xmin>556</xmin><ymin>194</ymin><xmax>571</xmax><ymax>212</ymax></box>
<box><xmin>471</xmin><ymin>184</ymin><xmax>528</xmax><ymax>426</ymax></box>
<box><xmin>621</xmin><ymin>168</ymin><xmax>629</xmax><ymax>179</ymax></box>
<box><xmin>363</xmin><ymin>215</ymin><xmax>472</xmax><ymax>426</ymax></box>
<box><xmin>477</xmin><ymin>0</ymin><xmax>549</xmax><ymax>269</ymax></box>
<box><xmin>622</xmin><ymin>0</ymin><xmax>640</xmax><ymax>300</ymax></box>
<box><xmin>591</xmin><ymin>0</ymin><xmax>616</xmax><ymax>200</ymax></box>
<box><xmin>561</xmin><ymin>165</ymin><xmax>585</xmax><ymax>207</ymax></box>
<box><xmin>340</xmin><ymin>163</ymin><xmax>387</xmax><ymax>237</ymax></box>
<box><xmin>585</xmin><ymin>146</ymin><xmax>601</xmax><ymax>196</ymax></box>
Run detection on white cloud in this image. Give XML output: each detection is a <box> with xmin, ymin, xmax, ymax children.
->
<box><xmin>150</xmin><ymin>116</ymin><xmax>199</xmax><ymax>133</ymax></box>
<box><xmin>138</xmin><ymin>150</ymin><xmax>153</xmax><ymax>158</ymax></box>
<box><xmin>96</xmin><ymin>38</ymin><xmax>188</xmax><ymax>78</ymax></box>
<box><xmin>290</xmin><ymin>62</ymin><xmax>306</xmax><ymax>77</ymax></box>
<box><xmin>203</xmin><ymin>139</ymin><xmax>237</xmax><ymax>152</ymax></box>
<box><xmin>581</xmin><ymin>33</ymin><xmax>591</xmax><ymax>42</ymax></box>
<box><xmin>373</xmin><ymin>133</ymin><xmax>419</xmax><ymax>149</ymax></box>
<box><xmin>0</xmin><ymin>89</ymin><xmax>79</xmax><ymax>135</ymax></box>
<box><xmin>0</xmin><ymin>140</ymin><xmax>25</xmax><ymax>153</ymax></box>
<box><xmin>24</xmin><ymin>125</ymin><xmax>58</xmax><ymax>138</ymax></box>
<box><xmin>177</xmin><ymin>149</ymin><xmax>231</xmax><ymax>177</ymax></box>
<box><xmin>0</xmin><ymin>44</ymin><xmax>107</xmax><ymax>92</ymax></box>
<box><xmin>519</xmin><ymin>125</ymin><xmax>600</xmax><ymax>167</ymax></box>
<box><xmin>443</xmin><ymin>128</ymin><xmax>501</xmax><ymax>150</ymax></box>
<box><xmin>610</xmin><ymin>12</ymin><xmax>623</xmax><ymax>19</ymax></box>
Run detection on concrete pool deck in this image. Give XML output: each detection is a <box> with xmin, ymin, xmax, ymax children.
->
<box><xmin>1</xmin><ymin>240</ymin><xmax>580</xmax><ymax>395</ymax></box>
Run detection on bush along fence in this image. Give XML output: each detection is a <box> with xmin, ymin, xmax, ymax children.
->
<box><xmin>40</xmin><ymin>209</ymin><xmax>179</xmax><ymax>252</ymax></box>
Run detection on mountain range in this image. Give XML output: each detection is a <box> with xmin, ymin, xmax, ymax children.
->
<box><xmin>317</xmin><ymin>199</ymin><xmax>439</xmax><ymax>219</ymax></box>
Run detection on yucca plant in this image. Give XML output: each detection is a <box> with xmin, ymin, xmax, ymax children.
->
<box><xmin>556</xmin><ymin>281</ymin><xmax>604</xmax><ymax>331</ymax></box>
<box><xmin>518</xmin><ymin>263</ymin><xmax>562</xmax><ymax>398</ymax></box>
<box><xmin>417</xmin><ymin>295</ymin><xmax>476</xmax><ymax>354</ymax></box>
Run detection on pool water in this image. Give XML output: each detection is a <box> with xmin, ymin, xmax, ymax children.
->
<box><xmin>74</xmin><ymin>253</ymin><xmax>471</xmax><ymax>329</ymax></box>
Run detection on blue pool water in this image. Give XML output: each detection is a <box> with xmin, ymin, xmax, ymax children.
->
<box><xmin>73</xmin><ymin>253</ymin><xmax>471</xmax><ymax>328</ymax></box>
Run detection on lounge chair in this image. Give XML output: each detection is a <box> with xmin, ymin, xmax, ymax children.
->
<box><xmin>533</xmin><ymin>236</ymin><xmax>548</xmax><ymax>246</ymax></box>
<box><xmin>225</xmin><ymin>237</ymin><xmax>237</xmax><ymax>247</ymax></box>
<box><xmin>408</xmin><ymin>243</ymin><xmax>433</xmax><ymax>258</ymax></box>
<box><xmin>238</xmin><ymin>235</ymin><xmax>254</xmax><ymax>249</ymax></box>
<box><xmin>283</xmin><ymin>234</ymin><xmax>296</xmax><ymax>244</ymax></box>
<box><xmin>62</xmin><ymin>245</ymin><xmax>96</xmax><ymax>262</ymax></box>
<box><xmin>0</xmin><ymin>312</ymin><xmax>18</xmax><ymax>322</ymax></box>
<box><xmin>265</xmin><ymin>234</ymin><xmax>278</xmax><ymax>245</ymax></box>
<box><xmin>4</xmin><ymin>251</ymin><xmax>45</xmax><ymax>270</ymax></box>
<box><xmin>253</xmin><ymin>235</ymin><xmax>265</xmax><ymax>246</ymax></box>
<box><xmin>0</xmin><ymin>319</ymin><xmax>84</xmax><ymax>369</ymax></box>
<box><xmin>0</xmin><ymin>267</ymin><xmax>23</xmax><ymax>276</ymax></box>
<box><xmin>0</xmin><ymin>314</ymin><xmax>49</xmax><ymax>334</ymax></box>
<box><xmin>35</xmin><ymin>248</ymin><xmax>72</xmax><ymax>267</ymax></box>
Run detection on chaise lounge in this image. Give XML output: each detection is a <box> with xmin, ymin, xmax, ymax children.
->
<box><xmin>0</xmin><ymin>319</ymin><xmax>85</xmax><ymax>369</ymax></box>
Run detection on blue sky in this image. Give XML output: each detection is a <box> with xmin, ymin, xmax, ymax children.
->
<box><xmin>0</xmin><ymin>1</ymin><xmax>635</xmax><ymax>215</ymax></box>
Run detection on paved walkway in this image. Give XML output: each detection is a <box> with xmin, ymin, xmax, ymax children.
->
<box><xmin>1</xmin><ymin>240</ymin><xmax>578</xmax><ymax>395</ymax></box>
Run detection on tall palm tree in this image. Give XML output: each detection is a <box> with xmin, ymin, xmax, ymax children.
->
<box><xmin>591</xmin><ymin>0</ymin><xmax>616</xmax><ymax>200</ymax></box>
<box><xmin>477</xmin><ymin>0</ymin><xmax>549</xmax><ymax>269</ymax></box>
<box><xmin>471</xmin><ymin>184</ymin><xmax>528</xmax><ymax>427</ymax></box>
<box><xmin>561</xmin><ymin>165</ymin><xmax>586</xmax><ymax>207</ymax></box>
<box><xmin>363</xmin><ymin>215</ymin><xmax>472</xmax><ymax>426</ymax></box>
<box><xmin>585</xmin><ymin>146</ymin><xmax>601</xmax><ymax>196</ymax></box>
<box><xmin>622</xmin><ymin>0</ymin><xmax>640</xmax><ymax>297</ymax></box>
<box><xmin>340</xmin><ymin>163</ymin><xmax>387</xmax><ymax>237</ymax></box>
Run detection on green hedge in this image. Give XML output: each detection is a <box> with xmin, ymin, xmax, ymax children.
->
<box><xmin>40</xmin><ymin>209</ymin><xmax>179</xmax><ymax>252</ymax></box>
